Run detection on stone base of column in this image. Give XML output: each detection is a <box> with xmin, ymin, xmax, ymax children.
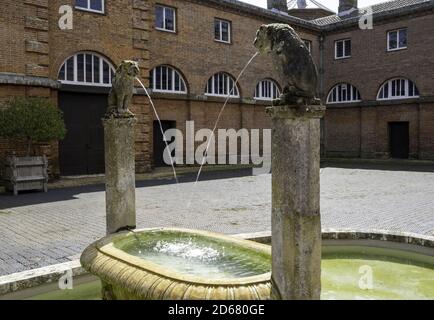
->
<box><xmin>268</xmin><ymin>103</ymin><xmax>325</xmax><ymax>300</ymax></box>
<box><xmin>103</xmin><ymin>117</ymin><xmax>137</xmax><ymax>235</ymax></box>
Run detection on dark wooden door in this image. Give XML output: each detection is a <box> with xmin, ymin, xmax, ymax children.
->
<box><xmin>153</xmin><ymin>120</ymin><xmax>176</xmax><ymax>167</ymax></box>
<box><xmin>389</xmin><ymin>122</ymin><xmax>409</xmax><ymax>159</ymax></box>
<box><xmin>59</xmin><ymin>92</ymin><xmax>107</xmax><ymax>175</ymax></box>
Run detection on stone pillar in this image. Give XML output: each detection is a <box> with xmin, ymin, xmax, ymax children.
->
<box><xmin>268</xmin><ymin>104</ymin><xmax>325</xmax><ymax>300</ymax></box>
<box><xmin>103</xmin><ymin>117</ymin><xmax>137</xmax><ymax>235</ymax></box>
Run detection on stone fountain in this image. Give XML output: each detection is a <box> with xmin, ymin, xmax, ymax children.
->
<box><xmin>81</xmin><ymin>24</ymin><xmax>325</xmax><ymax>300</ymax></box>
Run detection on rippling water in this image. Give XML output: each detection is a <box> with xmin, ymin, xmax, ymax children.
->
<box><xmin>119</xmin><ymin>234</ymin><xmax>270</xmax><ymax>279</ymax></box>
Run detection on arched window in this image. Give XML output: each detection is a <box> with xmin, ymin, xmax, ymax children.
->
<box><xmin>377</xmin><ymin>78</ymin><xmax>419</xmax><ymax>100</ymax></box>
<box><xmin>254</xmin><ymin>79</ymin><xmax>280</xmax><ymax>101</ymax></box>
<box><xmin>150</xmin><ymin>65</ymin><xmax>187</xmax><ymax>94</ymax></box>
<box><xmin>205</xmin><ymin>72</ymin><xmax>240</xmax><ymax>97</ymax></box>
<box><xmin>58</xmin><ymin>52</ymin><xmax>115</xmax><ymax>86</ymax></box>
<box><xmin>327</xmin><ymin>83</ymin><xmax>361</xmax><ymax>104</ymax></box>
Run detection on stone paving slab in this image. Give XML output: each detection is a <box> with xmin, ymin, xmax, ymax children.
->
<box><xmin>0</xmin><ymin>167</ymin><xmax>434</xmax><ymax>276</ymax></box>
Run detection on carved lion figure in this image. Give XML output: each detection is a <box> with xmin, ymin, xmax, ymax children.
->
<box><xmin>254</xmin><ymin>23</ymin><xmax>319</xmax><ymax>106</ymax></box>
<box><xmin>106</xmin><ymin>60</ymin><xmax>140</xmax><ymax>117</ymax></box>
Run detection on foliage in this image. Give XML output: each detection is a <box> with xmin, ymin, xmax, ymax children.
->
<box><xmin>0</xmin><ymin>97</ymin><xmax>66</xmax><ymax>155</ymax></box>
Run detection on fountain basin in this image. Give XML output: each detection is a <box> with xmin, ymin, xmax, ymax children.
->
<box><xmin>80</xmin><ymin>228</ymin><xmax>272</xmax><ymax>300</ymax></box>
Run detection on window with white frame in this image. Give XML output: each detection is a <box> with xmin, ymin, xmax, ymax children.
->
<box><xmin>149</xmin><ymin>65</ymin><xmax>187</xmax><ymax>94</ymax></box>
<box><xmin>254</xmin><ymin>79</ymin><xmax>280</xmax><ymax>101</ymax></box>
<box><xmin>388</xmin><ymin>28</ymin><xmax>407</xmax><ymax>51</ymax></box>
<box><xmin>302</xmin><ymin>39</ymin><xmax>312</xmax><ymax>53</ymax></box>
<box><xmin>377</xmin><ymin>78</ymin><xmax>419</xmax><ymax>100</ymax></box>
<box><xmin>214</xmin><ymin>19</ymin><xmax>231</xmax><ymax>43</ymax></box>
<box><xmin>335</xmin><ymin>39</ymin><xmax>351</xmax><ymax>59</ymax></box>
<box><xmin>58</xmin><ymin>52</ymin><xmax>115</xmax><ymax>86</ymax></box>
<box><xmin>205</xmin><ymin>73</ymin><xmax>239</xmax><ymax>97</ymax></box>
<box><xmin>155</xmin><ymin>5</ymin><xmax>176</xmax><ymax>32</ymax></box>
<box><xmin>327</xmin><ymin>83</ymin><xmax>361</xmax><ymax>104</ymax></box>
<box><xmin>75</xmin><ymin>0</ymin><xmax>104</xmax><ymax>13</ymax></box>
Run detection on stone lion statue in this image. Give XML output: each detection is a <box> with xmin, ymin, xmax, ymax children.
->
<box><xmin>106</xmin><ymin>60</ymin><xmax>140</xmax><ymax>118</ymax></box>
<box><xmin>254</xmin><ymin>23</ymin><xmax>319</xmax><ymax>106</ymax></box>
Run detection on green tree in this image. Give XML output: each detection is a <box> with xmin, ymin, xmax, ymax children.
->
<box><xmin>0</xmin><ymin>97</ymin><xmax>66</xmax><ymax>156</ymax></box>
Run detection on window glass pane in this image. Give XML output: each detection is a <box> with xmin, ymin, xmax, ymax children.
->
<box><xmin>66</xmin><ymin>57</ymin><xmax>73</xmax><ymax>81</ymax></box>
<box><xmin>167</xmin><ymin>68</ymin><xmax>173</xmax><ymax>91</ymax></box>
<box><xmin>156</xmin><ymin>6</ymin><xmax>164</xmax><ymax>29</ymax></box>
<box><xmin>336</xmin><ymin>41</ymin><xmax>343</xmax><ymax>58</ymax></box>
<box><xmin>75</xmin><ymin>0</ymin><xmax>87</xmax><ymax>9</ymax></box>
<box><xmin>399</xmin><ymin>29</ymin><xmax>407</xmax><ymax>48</ymax></box>
<box><xmin>219</xmin><ymin>74</ymin><xmax>224</xmax><ymax>95</ymax></box>
<box><xmin>207</xmin><ymin>78</ymin><xmax>212</xmax><ymax>93</ymax></box>
<box><xmin>161</xmin><ymin>66</ymin><xmax>167</xmax><ymax>90</ymax></box>
<box><xmin>174</xmin><ymin>72</ymin><xmax>180</xmax><ymax>91</ymax></box>
<box><xmin>103</xmin><ymin>61</ymin><xmax>110</xmax><ymax>84</ymax></box>
<box><xmin>59</xmin><ymin>64</ymin><xmax>65</xmax><ymax>80</ymax></box>
<box><xmin>389</xmin><ymin>31</ymin><xmax>397</xmax><ymax>49</ymax></box>
<box><xmin>221</xmin><ymin>21</ymin><xmax>229</xmax><ymax>42</ymax></box>
<box><xmin>77</xmin><ymin>54</ymin><xmax>84</xmax><ymax>82</ymax></box>
<box><xmin>214</xmin><ymin>21</ymin><xmax>220</xmax><ymax>40</ymax></box>
<box><xmin>345</xmin><ymin>40</ymin><xmax>351</xmax><ymax>57</ymax></box>
<box><xmin>90</xmin><ymin>0</ymin><xmax>102</xmax><ymax>11</ymax></box>
<box><xmin>85</xmin><ymin>54</ymin><xmax>92</xmax><ymax>83</ymax></box>
<box><xmin>409</xmin><ymin>80</ymin><xmax>414</xmax><ymax>96</ymax></box>
<box><xmin>156</xmin><ymin>67</ymin><xmax>161</xmax><ymax>90</ymax></box>
<box><xmin>93</xmin><ymin>56</ymin><xmax>100</xmax><ymax>83</ymax></box>
<box><xmin>165</xmin><ymin>8</ymin><xmax>175</xmax><ymax>31</ymax></box>
<box><xmin>212</xmin><ymin>75</ymin><xmax>218</xmax><ymax>94</ymax></box>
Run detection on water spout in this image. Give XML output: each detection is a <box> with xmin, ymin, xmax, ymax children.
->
<box><xmin>136</xmin><ymin>78</ymin><xmax>179</xmax><ymax>184</ymax></box>
<box><xmin>187</xmin><ymin>52</ymin><xmax>259</xmax><ymax>208</ymax></box>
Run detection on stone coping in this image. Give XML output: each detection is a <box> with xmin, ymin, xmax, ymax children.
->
<box><xmin>1</xmin><ymin>229</ymin><xmax>433</xmax><ymax>296</ymax></box>
<box><xmin>0</xmin><ymin>73</ymin><xmax>61</xmax><ymax>89</ymax></box>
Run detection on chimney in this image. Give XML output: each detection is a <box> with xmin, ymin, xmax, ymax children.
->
<box><xmin>338</xmin><ymin>0</ymin><xmax>358</xmax><ymax>14</ymax></box>
<box><xmin>267</xmin><ymin>0</ymin><xmax>288</xmax><ymax>12</ymax></box>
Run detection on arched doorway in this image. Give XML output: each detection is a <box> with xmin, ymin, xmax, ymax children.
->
<box><xmin>57</xmin><ymin>52</ymin><xmax>115</xmax><ymax>175</ymax></box>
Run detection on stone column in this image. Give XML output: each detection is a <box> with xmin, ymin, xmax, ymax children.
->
<box><xmin>103</xmin><ymin>116</ymin><xmax>137</xmax><ymax>235</ymax></box>
<box><xmin>268</xmin><ymin>104</ymin><xmax>325</xmax><ymax>300</ymax></box>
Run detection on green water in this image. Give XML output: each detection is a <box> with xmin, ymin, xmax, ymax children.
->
<box><xmin>322</xmin><ymin>251</ymin><xmax>434</xmax><ymax>300</ymax></box>
<box><xmin>26</xmin><ymin>232</ymin><xmax>434</xmax><ymax>300</ymax></box>
<box><xmin>117</xmin><ymin>232</ymin><xmax>270</xmax><ymax>279</ymax></box>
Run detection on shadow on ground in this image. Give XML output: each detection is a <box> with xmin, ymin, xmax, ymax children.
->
<box><xmin>0</xmin><ymin>168</ymin><xmax>253</xmax><ymax>209</ymax></box>
<box><xmin>321</xmin><ymin>159</ymin><xmax>434</xmax><ymax>173</ymax></box>
<box><xmin>2</xmin><ymin>160</ymin><xmax>433</xmax><ymax>210</ymax></box>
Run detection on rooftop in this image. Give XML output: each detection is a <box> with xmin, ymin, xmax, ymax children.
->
<box><xmin>313</xmin><ymin>0</ymin><xmax>433</xmax><ymax>27</ymax></box>
<box><xmin>201</xmin><ymin>0</ymin><xmax>434</xmax><ymax>31</ymax></box>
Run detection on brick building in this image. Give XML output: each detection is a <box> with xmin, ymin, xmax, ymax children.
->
<box><xmin>0</xmin><ymin>0</ymin><xmax>433</xmax><ymax>178</ymax></box>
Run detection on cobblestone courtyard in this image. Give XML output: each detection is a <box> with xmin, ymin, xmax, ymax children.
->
<box><xmin>1</xmin><ymin>167</ymin><xmax>434</xmax><ymax>276</ymax></box>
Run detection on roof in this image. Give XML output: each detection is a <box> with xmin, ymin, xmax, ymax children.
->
<box><xmin>313</xmin><ymin>0</ymin><xmax>433</xmax><ymax>28</ymax></box>
<box><xmin>196</xmin><ymin>0</ymin><xmax>434</xmax><ymax>32</ymax></box>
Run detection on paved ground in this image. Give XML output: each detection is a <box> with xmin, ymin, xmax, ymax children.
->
<box><xmin>1</xmin><ymin>166</ymin><xmax>434</xmax><ymax>276</ymax></box>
